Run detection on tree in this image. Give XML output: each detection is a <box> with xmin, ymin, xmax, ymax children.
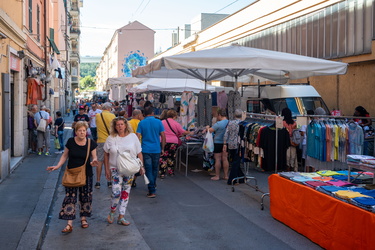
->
<box><xmin>80</xmin><ymin>63</ymin><xmax>98</xmax><ymax>78</ymax></box>
<box><xmin>79</xmin><ymin>75</ymin><xmax>96</xmax><ymax>90</ymax></box>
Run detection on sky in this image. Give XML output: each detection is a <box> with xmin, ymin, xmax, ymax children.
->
<box><xmin>79</xmin><ymin>0</ymin><xmax>253</xmax><ymax>57</ymax></box>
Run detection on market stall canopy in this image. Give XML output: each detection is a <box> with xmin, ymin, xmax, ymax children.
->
<box><xmin>107</xmin><ymin>77</ymin><xmax>147</xmax><ymax>85</ymax></box>
<box><xmin>130</xmin><ymin>78</ymin><xmax>232</xmax><ymax>93</ymax></box>
<box><xmin>132</xmin><ymin>44</ymin><xmax>348</xmax><ymax>84</ymax></box>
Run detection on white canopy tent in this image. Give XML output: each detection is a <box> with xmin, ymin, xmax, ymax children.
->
<box><xmin>106</xmin><ymin>77</ymin><xmax>147</xmax><ymax>101</ymax></box>
<box><xmin>130</xmin><ymin>78</ymin><xmax>232</xmax><ymax>93</ymax></box>
<box><xmin>132</xmin><ymin>44</ymin><xmax>348</xmax><ymax>85</ymax></box>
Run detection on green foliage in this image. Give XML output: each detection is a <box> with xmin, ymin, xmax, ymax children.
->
<box><xmin>80</xmin><ymin>63</ymin><xmax>98</xmax><ymax>78</ymax></box>
<box><xmin>79</xmin><ymin>75</ymin><xmax>96</xmax><ymax>90</ymax></box>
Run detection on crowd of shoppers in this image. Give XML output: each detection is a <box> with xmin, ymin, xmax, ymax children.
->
<box><xmin>42</xmin><ymin>96</ymin><xmax>372</xmax><ymax>235</ymax></box>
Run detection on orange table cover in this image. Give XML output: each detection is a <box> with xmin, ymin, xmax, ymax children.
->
<box><xmin>269</xmin><ymin>174</ymin><xmax>375</xmax><ymax>250</ymax></box>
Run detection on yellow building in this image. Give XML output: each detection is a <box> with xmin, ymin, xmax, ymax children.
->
<box><xmin>155</xmin><ymin>0</ymin><xmax>375</xmax><ymax>117</ymax></box>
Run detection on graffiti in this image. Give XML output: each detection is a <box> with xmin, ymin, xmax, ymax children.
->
<box><xmin>122</xmin><ymin>50</ymin><xmax>147</xmax><ymax>77</ymax></box>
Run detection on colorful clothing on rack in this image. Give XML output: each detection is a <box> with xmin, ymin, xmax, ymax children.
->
<box><xmin>180</xmin><ymin>92</ymin><xmax>196</xmax><ymax>130</ymax></box>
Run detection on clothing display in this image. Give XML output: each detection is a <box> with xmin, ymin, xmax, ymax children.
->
<box><xmin>197</xmin><ymin>91</ymin><xmax>212</xmax><ymax>127</ymax></box>
<box><xmin>306</xmin><ymin>119</ymin><xmax>365</xmax><ymax>170</ymax></box>
<box><xmin>167</xmin><ymin>96</ymin><xmax>174</xmax><ymax>109</ymax></box>
<box><xmin>217</xmin><ymin>91</ymin><xmax>228</xmax><ymax>110</ymax></box>
<box><xmin>237</xmin><ymin>117</ymin><xmax>290</xmax><ymax>172</ymax></box>
<box><xmin>180</xmin><ymin>91</ymin><xmax>196</xmax><ymax>131</ymax></box>
<box><xmin>227</xmin><ymin>90</ymin><xmax>241</xmax><ymax>120</ymax></box>
<box><xmin>279</xmin><ymin>169</ymin><xmax>375</xmax><ymax>210</ymax></box>
<box><xmin>26</xmin><ymin>78</ymin><xmax>43</xmax><ymax>105</ymax></box>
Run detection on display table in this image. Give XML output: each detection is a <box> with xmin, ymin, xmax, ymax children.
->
<box><xmin>347</xmin><ymin>162</ymin><xmax>375</xmax><ymax>184</ymax></box>
<box><xmin>269</xmin><ymin>174</ymin><xmax>375</xmax><ymax>250</ymax></box>
<box><xmin>177</xmin><ymin>141</ymin><xmax>203</xmax><ymax>176</ymax></box>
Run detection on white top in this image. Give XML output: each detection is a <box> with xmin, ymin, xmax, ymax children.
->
<box><xmin>88</xmin><ymin>109</ymin><xmax>102</xmax><ymax>127</ymax></box>
<box><xmin>104</xmin><ymin>133</ymin><xmax>142</xmax><ymax>168</ymax></box>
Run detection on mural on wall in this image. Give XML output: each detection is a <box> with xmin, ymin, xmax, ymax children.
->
<box><xmin>122</xmin><ymin>50</ymin><xmax>147</xmax><ymax>77</ymax></box>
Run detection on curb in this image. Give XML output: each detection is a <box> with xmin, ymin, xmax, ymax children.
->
<box><xmin>17</xmin><ymin>128</ymin><xmax>72</xmax><ymax>250</ymax></box>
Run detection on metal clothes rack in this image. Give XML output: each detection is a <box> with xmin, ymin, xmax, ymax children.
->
<box><xmin>231</xmin><ymin>112</ymin><xmax>280</xmax><ymax>210</ymax></box>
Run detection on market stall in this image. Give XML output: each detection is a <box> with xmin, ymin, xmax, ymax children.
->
<box><xmin>269</xmin><ymin>174</ymin><xmax>375</xmax><ymax>250</ymax></box>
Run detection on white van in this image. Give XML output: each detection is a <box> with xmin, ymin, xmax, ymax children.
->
<box><xmin>240</xmin><ymin>84</ymin><xmax>329</xmax><ymax>116</ymax></box>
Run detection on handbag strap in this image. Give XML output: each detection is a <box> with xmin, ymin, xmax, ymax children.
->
<box><xmin>166</xmin><ymin>118</ymin><xmax>178</xmax><ymax>137</ymax></box>
<box><xmin>100</xmin><ymin>113</ymin><xmax>110</xmax><ymax>135</ymax></box>
<box><xmin>58</xmin><ymin>119</ymin><xmax>65</xmax><ymax>128</ymax></box>
<box><xmin>83</xmin><ymin>139</ymin><xmax>91</xmax><ymax>167</ymax></box>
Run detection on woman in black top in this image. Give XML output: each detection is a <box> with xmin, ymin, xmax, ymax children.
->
<box><xmin>47</xmin><ymin>121</ymin><xmax>98</xmax><ymax>233</ymax></box>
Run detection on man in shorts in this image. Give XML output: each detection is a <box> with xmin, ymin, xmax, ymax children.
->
<box><xmin>95</xmin><ymin>102</ymin><xmax>115</xmax><ymax>188</ymax></box>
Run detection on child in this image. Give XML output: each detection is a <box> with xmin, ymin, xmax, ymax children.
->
<box><xmin>66</xmin><ymin>108</ymin><xmax>71</xmax><ymax>117</ymax></box>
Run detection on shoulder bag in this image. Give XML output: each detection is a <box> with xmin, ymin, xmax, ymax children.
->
<box><xmin>36</xmin><ymin>112</ymin><xmax>47</xmax><ymax>132</ymax></box>
<box><xmin>116</xmin><ymin>137</ymin><xmax>142</xmax><ymax>176</ymax></box>
<box><xmin>62</xmin><ymin>139</ymin><xmax>91</xmax><ymax>187</ymax></box>
<box><xmin>100</xmin><ymin>113</ymin><xmax>110</xmax><ymax>135</ymax></box>
<box><xmin>166</xmin><ymin>119</ymin><xmax>182</xmax><ymax>146</ymax></box>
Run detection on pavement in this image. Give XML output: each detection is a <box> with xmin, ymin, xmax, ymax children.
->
<box><xmin>0</xmin><ymin>114</ymin><xmax>323</xmax><ymax>250</ymax></box>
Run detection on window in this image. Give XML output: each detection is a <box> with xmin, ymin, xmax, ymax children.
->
<box><xmin>36</xmin><ymin>5</ymin><xmax>40</xmax><ymax>41</ymax></box>
<box><xmin>28</xmin><ymin>0</ymin><xmax>33</xmax><ymax>33</ymax></box>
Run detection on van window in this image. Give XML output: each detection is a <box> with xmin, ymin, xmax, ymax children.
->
<box><xmin>300</xmin><ymin>97</ymin><xmax>329</xmax><ymax>114</ymax></box>
<box><xmin>269</xmin><ymin>98</ymin><xmax>299</xmax><ymax>116</ymax></box>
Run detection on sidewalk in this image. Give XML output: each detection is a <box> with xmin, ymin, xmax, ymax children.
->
<box><xmin>0</xmin><ymin>114</ymin><xmax>74</xmax><ymax>250</ymax></box>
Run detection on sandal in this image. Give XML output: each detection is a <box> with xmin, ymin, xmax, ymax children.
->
<box><xmin>107</xmin><ymin>212</ymin><xmax>115</xmax><ymax>224</ymax></box>
<box><xmin>117</xmin><ymin>217</ymin><xmax>130</xmax><ymax>226</ymax></box>
<box><xmin>62</xmin><ymin>224</ymin><xmax>73</xmax><ymax>233</ymax></box>
<box><xmin>81</xmin><ymin>219</ymin><xmax>89</xmax><ymax>229</ymax></box>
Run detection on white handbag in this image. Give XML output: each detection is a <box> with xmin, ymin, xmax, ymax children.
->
<box><xmin>36</xmin><ymin>112</ymin><xmax>47</xmax><ymax>132</ymax></box>
<box><xmin>116</xmin><ymin>138</ymin><xmax>142</xmax><ymax>176</ymax></box>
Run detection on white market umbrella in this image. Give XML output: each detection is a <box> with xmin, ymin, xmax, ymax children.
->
<box><xmin>132</xmin><ymin>44</ymin><xmax>348</xmax><ymax>84</ymax></box>
<box><xmin>130</xmin><ymin>78</ymin><xmax>223</xmax><ymax>93</ymax></box>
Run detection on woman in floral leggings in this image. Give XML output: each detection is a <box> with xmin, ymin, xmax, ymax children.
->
<box><xmin>159</xmin><ymin>110</ymin><xmax>192</xmax><ymax>177</ymax></box>
<box><xmin>103</xmin><ymin>117</ymin><xmax>144</xmax><ymax>226</ymax></box>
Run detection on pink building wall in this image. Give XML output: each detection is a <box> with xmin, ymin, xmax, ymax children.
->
<box><xmin>117</xmin><ymin>21</ymin><xmax>155</xmax><ymax>77</ymax></box>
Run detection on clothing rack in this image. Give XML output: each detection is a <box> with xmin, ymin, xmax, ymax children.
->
<box><xmin>300</xmin><ymin>114</ymin><xmax>375</xmax><ymax>171</ymax></box>
<box><xmin>231</xmin><ymin>112</ymin><xmax>280</xmax><ymax>210</ymax></box>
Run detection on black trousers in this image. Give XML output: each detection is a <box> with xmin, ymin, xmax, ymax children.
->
<box><xmin>227</xmin><ymin>149</ymin><xmax>244</xmax><ymax>185</ymax></box>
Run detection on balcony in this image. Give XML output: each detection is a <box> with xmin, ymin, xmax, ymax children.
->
<box><xmin>70</xmin><ymin>51</ymin><xmax>80</xmax><ymax>62</ymax></box>
<box><xmin>71</xmin><ymin>76</ymin><xmax>79</xmax><ymax>84</ymax></box>
<box><xmin>70</xmin><ymin>4</ymin><xmax>80</xmax><ymax>16</ymax></box>
<box><xmin>70</xmin><ymin>27</ymin><xmax>81</xmax><ymax>39</ymax></box>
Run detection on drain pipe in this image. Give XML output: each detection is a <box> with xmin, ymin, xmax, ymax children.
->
<box><xmin>43</xmin><ymin>0</ymin><xmax>48</xmax><ymax>102</ymax></box>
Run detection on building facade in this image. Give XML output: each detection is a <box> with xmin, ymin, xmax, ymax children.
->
<box><xmin>96</xmin><ymin>21</ymin><xmax>154</xmax><ymax>100</ymax></box>
<box><xmin>0</xmin><ymin>0</ymin><xmax>81</xmax><ymax>182</ymax></box>
<box><xmin>154</xmin><ymin>0</ymin><xmax>375</xmax><ymax>116</ymax></box>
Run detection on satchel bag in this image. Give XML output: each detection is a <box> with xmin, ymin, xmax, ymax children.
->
<box><xmin>62</xmin><ymin>139</ymin><xmax>91</xmax><ymax>187</ymax></box>
<box><xmin>116</xmin><ymin>138</ymin><xmax>142</xmax><ymax>176</ymax></box>
<box><xmin>36</xmin><ymin>112</ymin><xmax>47</xmax><ymax>132</ymax></box>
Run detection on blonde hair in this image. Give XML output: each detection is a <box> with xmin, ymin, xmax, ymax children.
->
<box><xmin>110</xmin><ymin>117</ymin><xmax>132</xmax><ymax>136</ymax></box>
<box><xmin>159</xmin><ymin>109</ymin><xmax>168</xmax><ymax>120</ymax></box>
<box><xmin>75</xmin><ymin>121</ymin><xmax>89</xmax><ymax>132</ymax></box>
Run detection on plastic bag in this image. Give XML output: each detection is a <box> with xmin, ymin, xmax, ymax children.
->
<box><xmin>54</xmin><ymin>138</ymin><xmax>60</xmax><ymax>150</ymax></box>
<box><xmin>202</xmin><ymin>131</ymin><xmax>214</xmax><ymax>153</ymax></box>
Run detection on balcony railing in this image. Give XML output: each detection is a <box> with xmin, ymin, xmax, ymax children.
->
<box><xmin>70</xmin><ymin>27</ymin><xmax>81</xmax><ymax>35</ymax></box>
